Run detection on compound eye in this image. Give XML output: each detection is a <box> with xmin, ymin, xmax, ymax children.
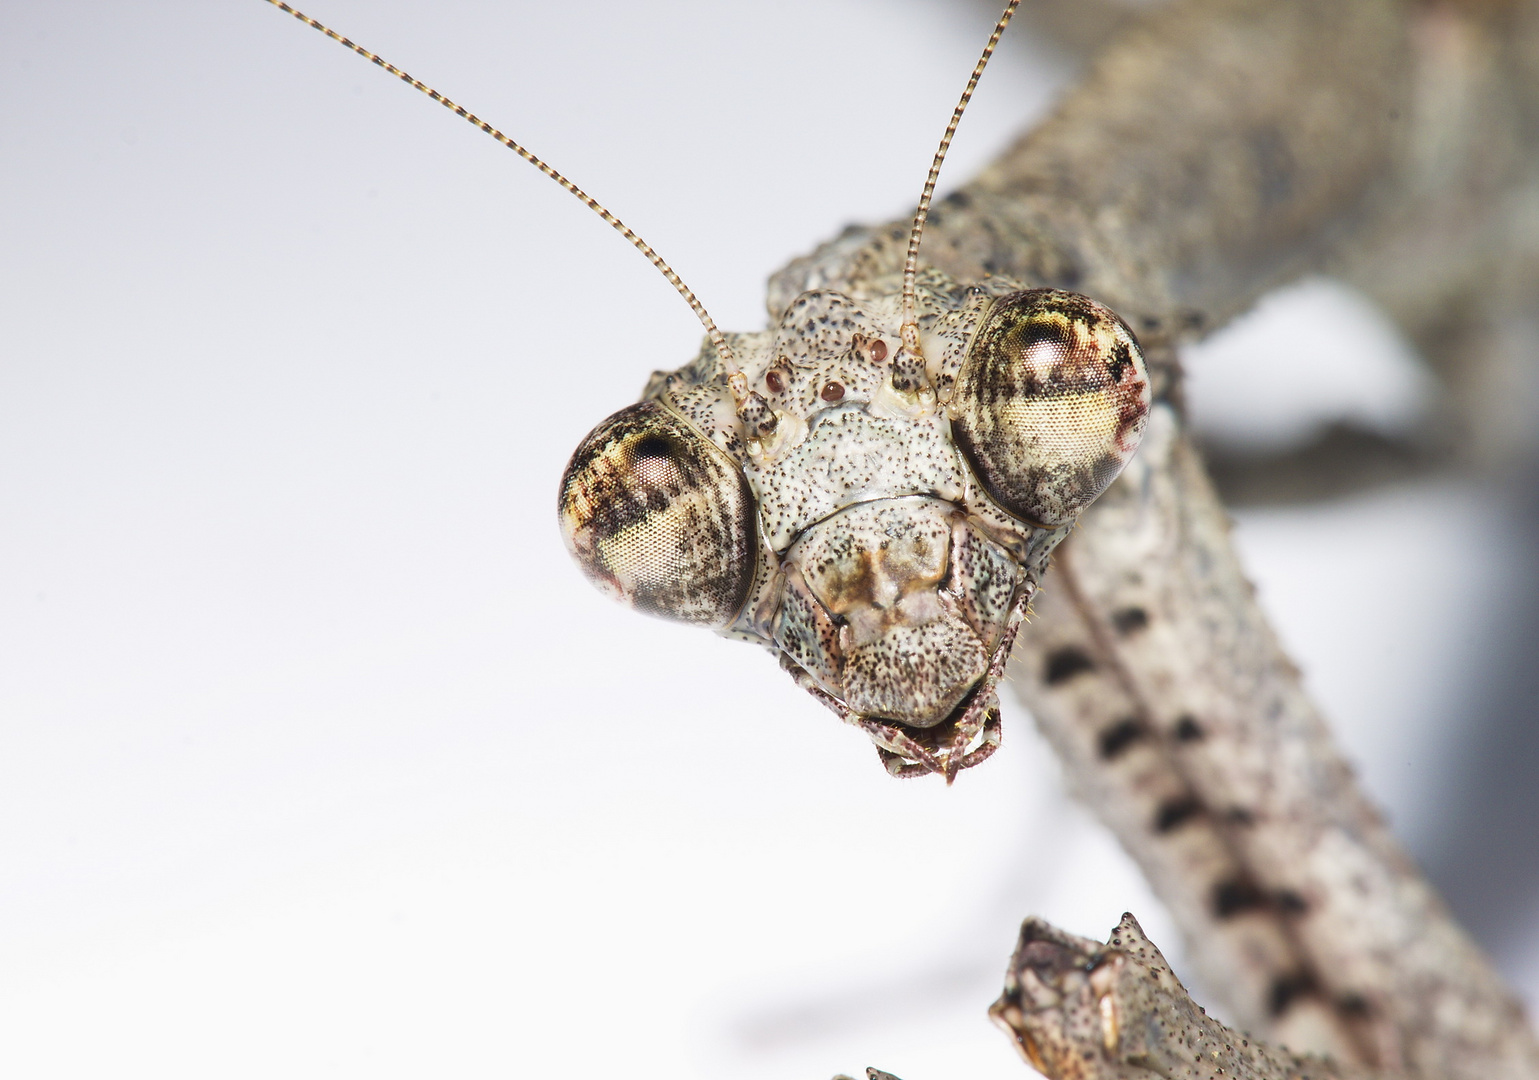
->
<box><xmin>952</xmin><ymin>289</ymin><xmax>1151</xmax><ymax>527</ymax></box>
<box><xmin>558</xmin><ymin>401</ymin><xmax>757</xmax><ymax>627</ymax></box>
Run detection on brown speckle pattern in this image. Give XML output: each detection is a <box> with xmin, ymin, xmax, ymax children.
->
<box><xmin>992</xmin><ymin>915</ymin><xmax>1363</xmax><ymax>1080</ymax></box>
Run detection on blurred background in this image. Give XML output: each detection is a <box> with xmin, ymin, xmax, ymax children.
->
<box><xmin>2</xmin><ymin>1</ymin><xmax>1534</xmax><ymax>1077</ymax></box>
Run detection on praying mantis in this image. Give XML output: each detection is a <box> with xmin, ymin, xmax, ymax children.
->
<box><xmin>2</xmin><ymin>1</ymin><xmax>1537</xmax><ymax>1077</ymax></box>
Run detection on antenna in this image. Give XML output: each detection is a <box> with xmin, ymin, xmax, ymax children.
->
<box><xmin>899</xmin><ymin>0</ymin><xmax>1020</xmax><ymax>356</ymax></box>
<box><xmin>261</xmin><ymin>1</ymin><xmax>746</xmax><ymax>399</ymax></box>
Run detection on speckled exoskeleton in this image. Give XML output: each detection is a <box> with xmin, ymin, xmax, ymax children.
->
<box><xmin>559</xmin><ymin>274</ymin><xmax>1149</xmax><ymax>779</ymax></box>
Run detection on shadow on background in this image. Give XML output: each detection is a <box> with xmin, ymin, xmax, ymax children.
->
<box><xmin>1420</xmin><ymin>467</ymin><xmax>1539</xmax><ymax>981</ymax></box>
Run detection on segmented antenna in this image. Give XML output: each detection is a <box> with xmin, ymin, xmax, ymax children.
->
<box><xmin>900</xmin><ymin>0</ymin><xmax>1020</xmax><ymax>355</ymax></box>
<box><xmin>262</xmin><ymin>0</ymin><xmax>745</xmax><ymax>397</ymax></box>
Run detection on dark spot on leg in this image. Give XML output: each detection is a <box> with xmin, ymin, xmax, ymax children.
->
<box><xmin>1268</xmin><ymin>971</ymin><xmax>1320</xmax><ymax>1016</ymax></box>
<box><xmin>1173</xmin><ymin>715</ymin><xmax>1205</xmax><ymax>742</ymax></box>
<box><xmin>1044</xmin><ymin>646</ymin><xmax>1095</xmax><ymax>685</ymax></box>
<box><xmin>1225</xmin><ymin>806</ymin><xmax>1256</xmax><ymax>827</ymax></box>
<box><xmin>1335</xmin><ymin>993</ymin><xmax>1371</xmax><ymax>1018</ymax></box>
<box><xmin>1274</xmin><ymin>889</ymin><xmax>1308</xmax><ymax>914</ymax></box>
<box><xmin>1098</xmin><ymin>717</ymin><xmax>1146</xmax><ymax>760</ymax></box>
<box><xmin>1154</xmin><ymin>796</ymin><xmax>1205</xmax><ymax>833</ymax></box>
<box><xmin>1111</xmin><ymin>606</ymin><xmax>1148</xmax><ymax>635</ymax></box>
<box><xmin>1212</xmin><ymin>877</ymin><xmax>1268</xmax><ymax>918</ymax></box>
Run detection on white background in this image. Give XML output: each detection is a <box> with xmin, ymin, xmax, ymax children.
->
<box><xmin>3</xmin><ymin>2</ymin><xmax>1535</xmax><ymax>1077</ymax></box>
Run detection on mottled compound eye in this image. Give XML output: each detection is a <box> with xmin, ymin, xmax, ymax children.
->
<box><xmin>951</xmin><ymin>289</ymin><xmax>1151</xmax><ymax>527</ymax></box>
<box><xmin>558</xmin><ymin>401</ymin><xmax>757</xmax><ymax>626</ymax></box>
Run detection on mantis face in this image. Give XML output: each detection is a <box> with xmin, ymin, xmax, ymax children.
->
<box><xmin>561</xmin><ymin>279</ymin><xmax>1149</xmax><ymax>779</ymax></box>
